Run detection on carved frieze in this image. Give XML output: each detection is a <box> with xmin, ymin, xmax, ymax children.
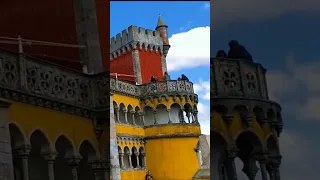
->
<box><xmin>0</xmin><ymin>49</ymin><xmax>196</xmax><ymax>119</ymax></box>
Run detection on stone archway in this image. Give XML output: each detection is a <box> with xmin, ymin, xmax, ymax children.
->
<box><xmin>123</xmin><ymin>146</ymin><xmax>131</xmax><ymax>169</ymax></box>
<box><xmin>28</xmin><ymin>130</ymin><xmax>51</xmax><ymax>180</ymax></box>
<box><xmin>211</xmin><ymin>131</ymin><xmax>228</xmax><ymax>180</ymax></box>
<box><xmin>54</xmin><ymin>135</ymin><xmax>77</xmax><ymax>180</ymax></box>
<box><xmin>78</xmin><ymin>140</ymin><xmax>97</xmax><ymax>180</ymax></box>
<box><xmin>9</xmin><ymin>123</ymin><xmax>28</xmax><ymax>180</ymax></box>
<box><xmin>138</xmin><ymin>147</ymin><xmax>146</xmax><ymax>168</ymax></box>
<box><xmin>266</xmin><ymin>135</ymin><xmax>281</xmax><ymax>180</ymax></box>
<box><xmin>235</xmin><ymin>131</ymin><xmax>266</xmax><ymax>180</ymax></box>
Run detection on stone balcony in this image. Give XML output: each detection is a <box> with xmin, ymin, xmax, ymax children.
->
<box><xmin>110</xmin><ymin>78</ymin><xmax>197</xmax><ymax>100</ymax></box>
<box><xmin>0</xmin><ymin>49</ymin><xmax>108</xmax><ymax>119</ymax></box>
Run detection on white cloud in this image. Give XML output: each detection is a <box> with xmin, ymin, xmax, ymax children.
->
<box><xmin>193</xmin><ymin>79</ymin><xmax>210</xmax><ymax>100</ymax></box>
<box><xmin>211</xmin><ymin>0</ymin><xmax>320</xmax><ymax>28</ymax></box>
<box><xmin>166</xmin><ymin>26</ymin><xmax>210</xmax><ymax>135</ymax></box>
<box><xmin>197</xmin><ymin>102</ymin><xmax>210</xmax><ymax>135</ymax></box>
<box><xmin>166</xmin><ymin>26</ymin><xmax>210</xmax><ymax>71</ymax></box>
<box><xmin>266</xmin><ymin>55</ymin><xmax>320</xmax><ymax>121</ymax></box>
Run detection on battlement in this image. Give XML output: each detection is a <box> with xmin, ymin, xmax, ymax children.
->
<box><xmin>110</xmin><ymin>26</ymin><xmax>163</xmax><ymax>54</ymax></box>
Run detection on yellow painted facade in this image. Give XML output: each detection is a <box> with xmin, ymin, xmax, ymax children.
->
<box><xmin>8</xmin><ymin>101</ymin><xmax>101</xmax><ymax>153</ymax></box>
<box><xmin>114</xmin><ymin>92</ymin><xmax>202</xmax><ymax>180</ymax></box>
<box><xmin>211</xmin><ymin>111</ymin><xmax>273</xmax><ymax>148</ymax></box>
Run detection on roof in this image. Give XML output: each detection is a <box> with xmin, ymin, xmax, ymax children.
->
<box><xmin>156</xmin><ymin>16</ymin><xmax>166</xmax><ymax>27</ymax></box>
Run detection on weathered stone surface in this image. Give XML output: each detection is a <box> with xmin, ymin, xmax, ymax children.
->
<box><xmin>0</xmin><ymin>49</ymin><xmax>109</xmax><ymax>119</ymax></box>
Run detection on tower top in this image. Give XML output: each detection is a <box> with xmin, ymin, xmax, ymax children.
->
<box><xmin>156</xmin><ymin>15</ymin><xmax>167</xmax><ymax>29</ymax></box>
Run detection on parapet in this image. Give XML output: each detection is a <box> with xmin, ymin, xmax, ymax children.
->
<box><xmin>110</xmin><ymin>26</ymin><xmax>163</xmax><ymax>54</ymax></box>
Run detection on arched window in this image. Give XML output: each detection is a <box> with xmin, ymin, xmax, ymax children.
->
<box><xmin>131</xmin><ymin>147</ymin><xmax>138</xmax><ymax>168</ymax></box>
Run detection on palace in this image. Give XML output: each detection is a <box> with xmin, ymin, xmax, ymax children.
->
<box><xmin>110</xmin><ymin>16</ymin><xmax>210</xmax><ymax>180</ymax></box>
<box><xmin>211</xmin><ymin>52</ymin><xmax>283</xmax><ymax>180</ymax></box>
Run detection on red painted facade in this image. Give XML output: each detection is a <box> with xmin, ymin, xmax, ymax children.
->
<box><xmin>110</xmin><ymin>50</ymin><xmax>135</xmax><ymax>82</ymax></box>
<box><xmin>95</xmin><ymin>0</ymin><xmax>109</xmax><ymax>71</ymax></box>
<box><xmin>138</xmin><ymin>49</ymin><xmax>163</xmax><ymax>84</ymax></box>
<box><xmin>110</xmin><ymin>47</ymin><xmax>163</xmax><ymax>84</ymax></box>
<box><xmin>0</xmin><ymin>0</ymin><xmax>108</xmax><ymax>71</ymax></box>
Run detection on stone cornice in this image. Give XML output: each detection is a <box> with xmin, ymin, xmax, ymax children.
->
<box><xmin>144</xmin><ymin>133</ymin><xmax>201</xmax><ymax>140</ymax></box>
<box><xmin>116</xmin><ymin>132</ymin><xmax>201</xmax><ymax>140</ymax></box>
<box><xmin>0</xmin><ymin>49</ymin><xmax>108</xmax><ymax>119</ymax></box>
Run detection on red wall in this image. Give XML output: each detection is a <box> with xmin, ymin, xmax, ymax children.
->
<box><xmin>0</xmin><ymin>0</ymin><xmax>79</xmax><ymax>62</ymax></box>
<box><xmin>95</xmin><ymin>0</ymin><xmax>109</xmax><ymax>71</ymax></box>
<box><xmin>139</xmin><ymin>49</ymin><xmax>163</xmax><ymax>84</ymax></box>
<box><xmin>0</xmin><ymin>0</ymin><xmax>109</xmax><ymax>71</ymax></box>
<box><xmin>110</xmin><ymin>51</ymin><xmax>135</xmax><ymax>82</ymax></box>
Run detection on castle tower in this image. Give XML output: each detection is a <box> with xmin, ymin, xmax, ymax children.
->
<box><xmin>155</xmin><ymin>15</ymin><xmax>171</xmax><ymax>58</ymax></box>
<box><xmin>110</xmin><ymin>17</ymin><xmax>170</xmax><ymax>84</ymax></box>
<box><xmin>211</xmin><ymin>55</ymin><xmax>283</xmax><ymax>180</ymax></box>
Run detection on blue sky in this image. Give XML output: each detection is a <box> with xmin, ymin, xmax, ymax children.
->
<box><xmin>111</xmin><ymin>2</ymin><xmax>211</xmax><ymax>135</ymax></box>
<box><xmin>211</xmin><ymin>1</ymin><xmax>320</xmax><ymax>179</ymax></box>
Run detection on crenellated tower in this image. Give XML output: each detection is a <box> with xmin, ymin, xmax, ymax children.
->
<box><xmin>110</xmin><ymin>16</ymin><xmax>171</xmax><ymax>85</ymax></box>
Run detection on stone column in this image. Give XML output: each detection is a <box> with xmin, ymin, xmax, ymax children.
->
<box><xmin>16</xmin><ymin>145</ymin><xmax>31</xmax><ymax>180</ymax></box>
<box><xmin>273</xmin><ymin>161</ymin><xmax>281</xmax><ymax>180</ymax></box>
<box><xmin>128</xmin><ymin>153</ymin><xmax>133</xmax><ymax>168</ymax></box>
<box><xmin>123</xmin><ymin>109</ymin><xmax>128</xmax><ymax>124</ymax></box>
<box><xmin>141</xmin><ymin>152</ymin><xmax>146</xmax><ymax>168</ymax></box>
<box><xmin>153</xmin><ymin>110</ymin><xmax>158</xmax><ymax>125</ymax></box>
<box><xmin>266</xmin><ymin>163</ymin><xmax>276</xmax><ymax>180</ymax></box>
<box><xmin>186</xmin><ymin>111</ymin><xmax>191</xmax><ymax>123</ymax></box>
<box><xmin>269</xmin><ymin>154</ymin><xmax>281</xmax><ymax>180</ymax></box>
<box><xmin>132</xmin><ymin>49</ymin><xmax>142</xmax><ymax>84</ymax></box>
<box><xmin>223</xmin><ymin>114</ymin><xmax>234</xmax><ymax>125</ymax></box>
<box><xmin>131</xmin><ymin>110</ymin><xmax>136</xmax><ymax>125</ymax></box>
<box><xmin>67</xmin><ymin>156</ymin><xmax>81</xmax><ymax>180</ymax></box>
<box><xmin>0</xmin><ymin>102</ymin><xmax>15</xmax><ymax>180</ymax></box>
<box><xmin>91</xmin><ymin>162</ymin><xmax>103</xmax><ymax>180</ymax></box>
<box><xmin>42</xmin><ymin>151</ymin><xmax>58</xmax><ymax>180</ymax></box>
<box><xmin>101</xmin><ymin>161</ymin><xmax>109</xmax><ymax>180</ymax></box>
<box><xmin>139</xmin><ymin>112</ymin><xmax>145</xmax><ymax>126</ymax></box>
<box><xmin>135</xmin><ymin>152</ymin><xmax>141</xmax><ymax>168</ymax></box>
<box><xmin>193</xmin><ymin>110</ymin><xmax>199</xmax><ymax>124</ymax></box>
<box><xmin>166</xmin><ymin>109</ymin><xmax>172</xmax><ymax>124</ymax></box>
<box><xmin>227</xmin><ymin>149</ymin><xmax>238</xmax><ymax>180</ymax></box>
<box><xmin>119</xmin><ymin>153</ymin><xmax>124</xmax><ymax>169</ymax></box>
<box><xmin>258</xmin><ymin>155</ymin><xmax>269</xmax><ymax>180</ymax></box>
<box><xmin>179</xmin><ymin>108</ymin><xmax>185</xmax><ymax>123</ymax></box>
<box><xmin>115</xmin><ymin>107</ymin><xmax>120</xmax><ymax>123</ymax></box>
<box><xmin>110</xmin><ymin>95</ymin><xmax>121</xmax><ymax>180</ymax></box>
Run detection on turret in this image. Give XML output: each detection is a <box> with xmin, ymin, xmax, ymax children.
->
<box><xmin>155</xmin><ymin>16</ymin><xmax>171</xmax><ymax>57</ymax></box>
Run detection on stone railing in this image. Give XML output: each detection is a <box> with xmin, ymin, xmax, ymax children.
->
<box><xmin>110</xmin><ymin>78</ymin><xmax>195</xmax><ymax>97</ymax></box>
<box><xmin>0</xmin><ymin>49</ymin><xmax>108</xmax><ymax>118</ymax></box>
<box><xmin>211</xmin><ymin>57</ymin><xmax>268</xmax><ymax>100</ymax></box>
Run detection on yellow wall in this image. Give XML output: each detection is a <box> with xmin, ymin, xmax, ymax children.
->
<box><xmin>112</xmin><ymin>94</ymin><xmax>140</xmax><ymax>109</ymax></box>
<box><xmin>144</xmin><ymin>124</ymin><xmax>201</xmax><ymax>136</ymax></box>
<box><xmin>144</xmin><ymin>125</ymin><xmax>201</xmax><ymax>180</ymax></box>
<box><xmin>115</xmin><ymin>124</ymin><xmax>145</xmax><ymax>136</ymax></box>
<box><xmin>145</xmin><ymin>137</ymin><xmax>199</xmax><ymax>180</ymax></box>
<box><xmin>120</xmin><ymin>170</ymin><xmax>147</xmax><ymax>180</ymax></box>
<box><xmin>8</xmin><ymin>102</ymin><xmax>100</xmax><ymax>152</ymax></box>
<box><xmin>142</xmin><ymin>96</ymin><xmax>196</xmax><ymax>110</ymax></box>
<box><xmin>211</xmin><ymin>111</ymin><xmax>272</xmax><ymax>147</ymax></box>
